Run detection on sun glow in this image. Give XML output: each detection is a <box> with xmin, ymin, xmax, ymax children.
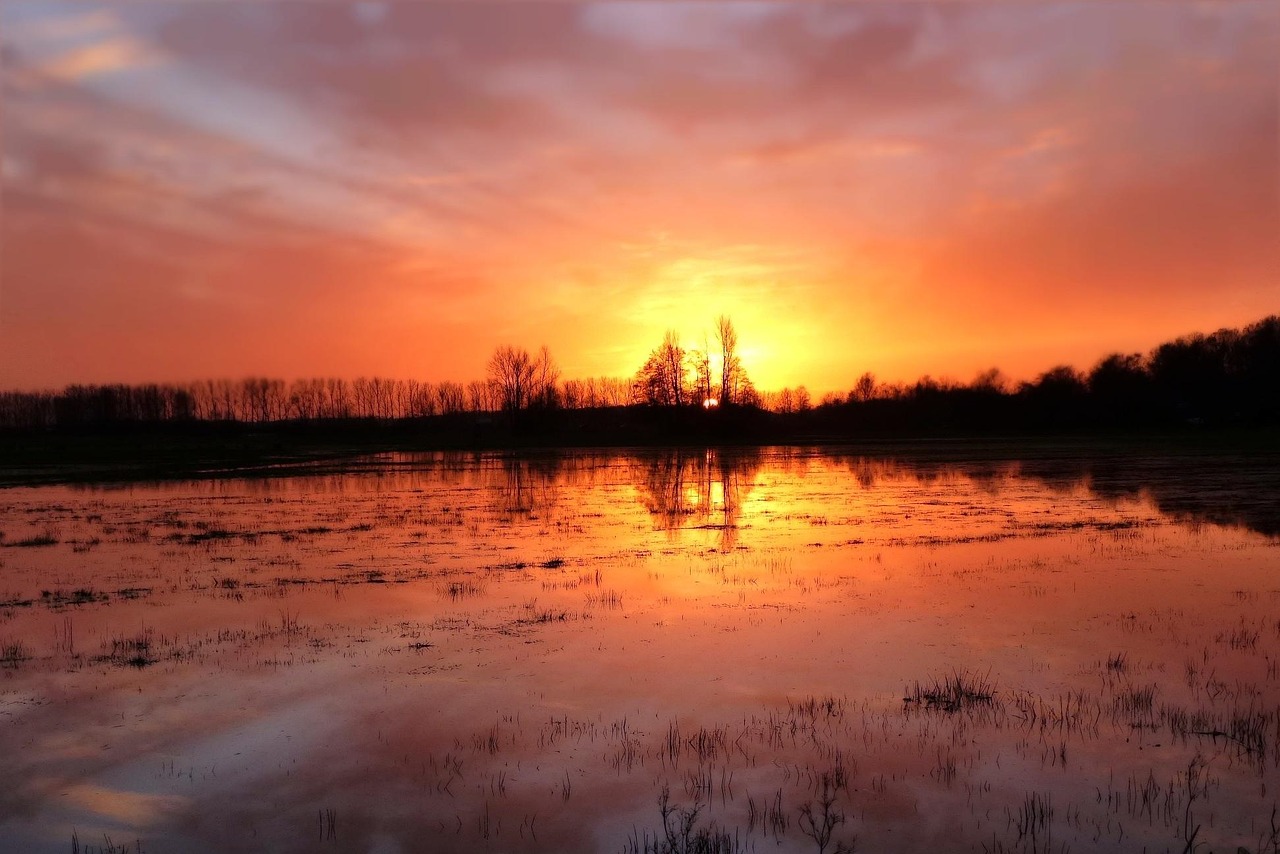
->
<box><xmin>3</xmin><ymin>3</ymin><xmax>1273</xmax><ymax>395</ymax></box>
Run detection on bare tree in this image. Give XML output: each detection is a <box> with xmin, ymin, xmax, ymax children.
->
<box><xmin>691</xmin><ymin>334</ymin><xmax>713</xmax><ymax>405</ymax></box>
<box><xmin>437</xmin><ymin>381</ymin><xmax>466</xmax><ymax>414</ymax></box>
<box><xmin>598</xmin><ymin>376</ymin><xmax>630</xmax><ymax>406</ymax></box>
<box><xmin>661</xmin><ymin>330</ymin><xmax>686</xmax><ymax>406</ymax></box>
<box><xmin>487</xmin><ymin>345</ymin><xmax>536</xmax><ymax>413</ymax></box>
<box><xmin>633</xmin><ymin>332</ymin><xmax>689</xmax><ymax>407</ymax></box>
<box><xmin>467</xmin><ymin>379</ymin><xmax>497</xmax><ymax>412</ymax></box>
<box><xmin>405</xmin><ymin>380</ymin><xmax>436</xmax><ymax>417</ymax></box>
<box><xmin>287</xmin><ymin>379</ymin><xmax>321</xmax><ymax>420</ymax></box>
<box><xmin>324</xmin><ymin>378</ymin><xmax>351</xmax><ymax>418</ymax></box>
<box><xmin>531</xmin><ymin>345</ymin><xmax>561</xmax><ymax>409</ymax></box>
<box><xmin>716</xmin><ymin>315</ymin><xmax>739</xmax><ymax>405</ymax></box>
<box><xmin>633</xmin><ymin>351</ymin><xmax>668</xmax><ymax>406</ymax></box>
<box><xmin>794</xmin><ymin>385</ymin><xmax>811</xmax><ymax>411</ymax></box>
<box><xmin>852</xmin><ymin>372</ymin><xmax>877</xmax><ymax>402</ymax></box>
<box><xmin>559</xmin><ymin>380</ymin><xmax>577</xmax><ymax>409</ymax></box>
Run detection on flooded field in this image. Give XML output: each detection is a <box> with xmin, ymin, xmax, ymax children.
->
<box><xmin>1</xmin><ymin>446</ymin><xmax>1278</xmax><ymax>853</ymax></box>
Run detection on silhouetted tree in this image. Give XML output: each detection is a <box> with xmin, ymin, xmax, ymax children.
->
<box><xmin>405</xmin><ymin>380</ymin><xmax>436</xmax><ymax>417</ymax></box>
<box><xmin>692</xmin><ymin>335</ymin><xmax>714</xmax><ymax>405</ymax></box>
<box><xmin>851</xmin><ymin>372</ymin><xmax>877</xmax><ymax>403</ymax></box>
<box><xmin>1019</xmin><ymin>365</ymin><xmax>1087</xmax><ymax>429</ymax></box>
<box><xmin>487</xmin><ymin>345</ymin><xmax>536</xmax><ymax>413</ymax></box>
<box><xmin>819</xmin><ymin>391</ymin><xmax>843</xmax><ymax>408</ymax></box>
<box><xmin>531</xmin><ymin>345</ymin><xmax>561</xmax><ymax>410</ymax></box>
<box><xmin>461</xmin><ymin>380</ymin><xmax>486</xmax><ymax>412</ymax></box>
<box><xmin>632</xmin><ymin>331</ymin><xmax>689</xmax><ymax>407</ymax></box>
<box><xmin>764</xmin><ymin>386</ymin><xmax>810</xmax><ymax>413</ymax></box>
<box><xmin>1233</xmin><ymin>316</ymin><xmax>1280</xmax><ymax>420</ymax></box>
<box><xmin>970</xmin><ymin>368</ymin><xmax>1008</xmax><ymax>394</ymax></box>
<box><xmin>437</xmin><ymin>381</ymin><xmax>467</xmax><ymax>414</ymax></box>
<box><xmin>596</xmin><ymin>376</ymin><xmax>631</xmax><ymax>407</ymax></box>
<box><xmin>716</xmin><ymin>316</ymin><xmax>741</xmax><ymax>405</ymax></box>
<box><xmin>662</xmin><ymin>331</ymin><xmax>687</xmax><ymax>407</ymax></box>
<box><xmin>560</xmin><ymin>375</ymin><xmax>628</xmax><ymax>409</ymax></box>
<box><xmin>561</xmin><ymin>379</ymin><xmax>586</xmax><ymax>409</ymax></box>
<box><xmin>1088</xmin><ymin>353</ymin><xmax>1151</xmax><ymax>425</ymax></box>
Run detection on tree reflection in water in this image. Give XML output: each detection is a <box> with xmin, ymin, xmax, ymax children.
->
<box><xmin>632</xmin><ymin>448</ymin><xmax>763</xmax><ymax>548</ymax></box>
<box><xmin>495</xmin><ymin>454</ymin><xmax>562</xmax><ymax>516</ymax></box>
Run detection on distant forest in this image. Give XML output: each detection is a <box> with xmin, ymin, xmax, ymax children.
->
<box><xmin>1</xmin><ymin>314</ymin><xmax>1276</xmax><ymax>437</ymax></box>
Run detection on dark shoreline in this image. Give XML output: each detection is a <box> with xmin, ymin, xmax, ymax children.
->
<box><xmin>2</xmin><ymin>413</ymin><xmax>1276</xmax><ymax>487</ymax></box>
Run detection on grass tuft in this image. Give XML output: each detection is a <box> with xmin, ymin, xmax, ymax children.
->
<box><xmin>905</xmin><ymin>669</ymin><xmax>997</xmax><ymax>712</ymax></box>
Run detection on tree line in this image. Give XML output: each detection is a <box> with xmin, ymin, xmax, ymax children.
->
<box><xmin>813</xmin><ymin>314</ymin><xmax>1279</xmax><ymax>432</ymax></box>
<box><xmin>0</xmin><ymin>372</ymin><xmax>632</xmax><ymax>429</ymax></box>
<box><xmin>0</xmin><ymin>314</ymin><xmax>1275</xmax><ymax>432</ymax></box>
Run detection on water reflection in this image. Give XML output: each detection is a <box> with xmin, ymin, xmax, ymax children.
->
<box><xmin>63</xmin><ymin>445</ymin><xmax>1279</xmax><ymax>538</ymax></box>
<box><xmin>818</xmin><ymin>450</ymin><xmax>1280</xmax><ymax>538</ymax></box>
<box><xmin>495</xmin><ymin>455</ymin><xmax>561</xmax><ymax>515</ymax></box>
<box><xmin>1085</xmin><ymin>455</ymin><xmax>1280</xmax><ymax>537</ymax></box>
<box><xmin>6</xmin><ymin>443</ymin><xmax>1278</xmax><ymax>854</ymax></box>
<box><xmin>631</xmin><ymin>448</ymin><xmax>763</xmax><ymax>547</ymax></box>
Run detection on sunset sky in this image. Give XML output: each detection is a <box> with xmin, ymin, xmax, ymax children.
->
<box><xmin>1</xmin><ymin>2</ymin><xmax>1276</xmax><ymax>394</ymax></box>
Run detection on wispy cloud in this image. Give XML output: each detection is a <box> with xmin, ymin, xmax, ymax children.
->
<box><xmin>38</xmin><ymin>36</ymin><xmax>163</xmax><ymax>81</ymax></box>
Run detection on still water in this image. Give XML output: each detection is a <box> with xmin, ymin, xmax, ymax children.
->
<box><xmin>1</xmin><ymin>447</ymin><xmax>1277</xmax><ymax>852</ymax></box>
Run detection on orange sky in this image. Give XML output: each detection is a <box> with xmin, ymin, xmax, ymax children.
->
<box><xmin>1</xmin><ymin>2</ymin><xmax>1277</xmax><ymax>394</ymax></box>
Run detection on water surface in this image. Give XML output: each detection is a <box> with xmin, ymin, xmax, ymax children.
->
<box><xmin>1</xmin><ymin>447</ymin><xmax>1277</xmax><ymax>852</ymax></box>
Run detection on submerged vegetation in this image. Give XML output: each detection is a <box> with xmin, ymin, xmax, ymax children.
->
<box><xmin>905</xmin><ymin>670</ymin><xmax>997</xmax><ymax>712</ymax></box>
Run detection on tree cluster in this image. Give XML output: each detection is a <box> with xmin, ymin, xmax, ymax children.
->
<box><xmin>817</xmin><ymin>315</ymin><xmax>1279</xmax><ymax>432</ymax></box>
<box><xmin>487</xmin><ymin>345</ymin><xmax>560</xmax><ymax>413</ymax></box>
<box><xmin>631</xmin><ymin>316</ymin><xmax>759</xmax><ymax>408</ymax></box>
